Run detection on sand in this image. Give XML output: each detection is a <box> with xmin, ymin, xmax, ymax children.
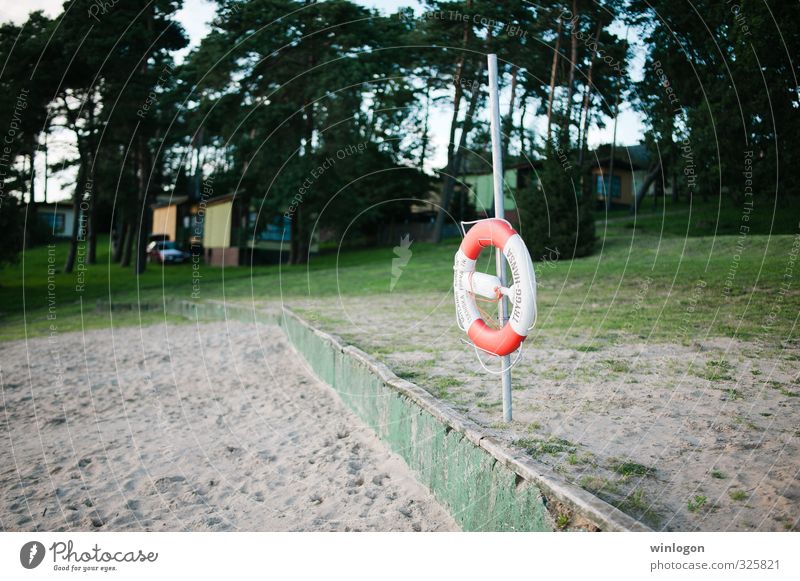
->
<box><xmin>289</xmin><ymin>293</ymin><xmax>800</xmax><ymax>532</ymax></box>
<box><xmin>0</xmin><ymin>320</ymin><xmax>457</xmax><ymax>532</ymax></box>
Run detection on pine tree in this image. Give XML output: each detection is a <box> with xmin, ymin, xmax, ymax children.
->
<box><xmin>517</xmin><ymin>147</ymin><xmax>595</xmax><ymax>262</ymax></box>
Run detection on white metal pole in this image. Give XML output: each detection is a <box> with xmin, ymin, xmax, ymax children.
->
<box><xmin>487</xmin><ymin>54</ymin><xmax>512</xmax><ymax>422</ymax></box>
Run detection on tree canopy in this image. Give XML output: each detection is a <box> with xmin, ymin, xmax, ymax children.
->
<box><xmin>0</xmin><ymin>0</ymin><xmax>796</xmax><ymax>267</ymax></box>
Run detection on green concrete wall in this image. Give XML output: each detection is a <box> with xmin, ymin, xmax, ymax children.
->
<box><xmin>160</xmin><ymin>300</ymin><xmax>647</xmax><ymax>532</ymax></box>
<box><xmin>279</xmin><ymin>309</ymin><xmax>552</xmax><ymax>531</ymax></box>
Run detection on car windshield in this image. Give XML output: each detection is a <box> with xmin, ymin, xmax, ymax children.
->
<box><xmin>159</xmin><ymin>242</ymin><xmax>178</xmax><ymax>250</ymax></box>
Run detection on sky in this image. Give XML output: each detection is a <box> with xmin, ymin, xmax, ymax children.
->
<box><xmin>2</xmin><ymin>0</ymin><xmax>645</xmax><ymax>202</ymax></box>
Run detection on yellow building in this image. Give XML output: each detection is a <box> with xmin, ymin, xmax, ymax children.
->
<box><xmin>150</xmin><ymin>196</ymin><xmax>195</xmax><ymax>245</ymax></box>
<box><xmin>201</xmin><ymin>194</ymin><xmax>241</xmax><ymax>267</ymax></box>
<box><xmin>591</xmin><ymin>144</ymin><xmax>662</xmax><ymax>208</ymax></box>
<box><xmin>152</xmin><ymin>203</ymin><xmax>178</xmax><ymax>242</ymax></box>
<box><xmin>461</xmin><ymin>168</ymin><xmax>519</xmax><ymax>215</ymax></box>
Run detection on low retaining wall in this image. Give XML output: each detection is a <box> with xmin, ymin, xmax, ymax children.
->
<box><xmin>163</xmin><ymin>299</ymin><xmax>649</xmax><ymax>532</ymax></box>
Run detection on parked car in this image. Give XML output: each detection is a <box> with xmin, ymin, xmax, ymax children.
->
<box><xmin>147</xmin><ymin>240</ymin><xmax>190</xmax><ymax>264</ymax></box>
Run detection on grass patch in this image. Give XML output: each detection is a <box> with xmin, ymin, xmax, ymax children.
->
<box><xmin>711</xmin><ymin>470</ymin><xmax>727</xmax><ymax>479</ymax></box>
<box><xmin>539</xmin><ymin>367</ymin><xmax>569</xmax><ymax>381</ymax></box>
<box><xmin>575</xmin><ymin>344</ymin><xmax>601</xmax><ymax>352</ymax></box>
<box><xmin>687</xmin><ymin>495</ymin><xmax>708</xmax><ymax>512</ymax></box>
<box><xmin>611</xmin><ymin>461</ymin><xmax>655</xmax><ymax>477</ymax></box>
<box><xmin>515</xmin><ymin>436</ymin><xmax>577</xmax><ymax>458</ymax></box>
<box><xmin>725</xmin><ymin>388</ymin><xmax>743</xmax><ymax>401</ymax></box>
<box><xmin>734</xmin><ymin>415</ymin><xmax>761</xmax><ymax>431</ymax></box>
<box><xmin>396</xmin><ymin>369</ymin><xmax>462</xmax><ymax>399</ymax></box>
<box><xmin>3</xmin><ymin>197</ymin><xmax>800</xmax><ymax>345</ymax></box>
<box><xmin>614</xmin><ymin>488</ymin><xmax>661</xmax><ymax>526</ymax></box>
<box><xmin>429</xmin><ymin>375</ymin><xmax>463</xmax><ymax>398</ymax></box>
<box><xmin>729</xmin><ymin>489</ymin><xmax>748</xmax><ymax>501</ymax></box>
<box><xmin>693</xmin><ymin>359</ymin><xmax>735</xmax><ymax>381</ymax></box>
<box><xmin>587</xmin><ymin>485</ymin><xmax>665</xmax><ymax>528</ymax></box>
<box><xmin>396</xmin><ymin>369</ymin><xmax>423</xmax><ymax>382</ymax></box>
<box><xmin>579</xmin><ymin>475</ymin><xmax>620</xmax><ymax>496</ymax></box>
<box><xmin>602</xmin><ymin>359</ymin><xmax>631</xmax><ymax>373</ymax></box>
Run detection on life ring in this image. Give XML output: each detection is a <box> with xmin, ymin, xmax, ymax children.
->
<box><xmin>454</xmin><ymin>219</ymin><xmax>537</xmax><ymax>356</ymax></box>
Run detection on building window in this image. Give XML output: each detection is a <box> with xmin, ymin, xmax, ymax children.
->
<box><xmin>42</xmin><ymin>212</ymin><xmax>66</xmax><ymax>234</ymax></box>
<box><xmin>595</xmin><ymin>174</ymin><xmax>621</xmax><ymax>199</ymax></box>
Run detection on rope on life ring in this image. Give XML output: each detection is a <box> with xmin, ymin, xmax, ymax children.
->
<box><xmin>453</xmin><ymin>218</ymin><xmax>537</xmax><ymax>356</ymax></box>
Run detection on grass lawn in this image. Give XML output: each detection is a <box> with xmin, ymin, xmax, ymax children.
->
<box><xmin>1</xmin><ymin>196</ymin><xmax>798</xmax><ymax>346</ymax></box>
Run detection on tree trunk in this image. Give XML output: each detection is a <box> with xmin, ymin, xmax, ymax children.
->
<box><xmin>64</xmin><ymin>151</ymin><xmax>87</xmax><ymax>274</ymax></box>
<box><xmin>135</xmin><ymin>203</ymin><xmax>152</xmax><ymax>275</ymax></box>
<box><xmin>43</xmin><ymin>132</ymin><xmax>48</xmax><ymax>204</ymax></box>
<box><xmin>290</xmin><ymin>67</ymin><xmax>316</xmax><ymax>266</ymax></box>
<box><xmin>192</xmin><ymin>126</ymin><xmax>205</xmax><ymax>200</ymax></box>
<box><xmin>87</xmin><ymin>167</ymin><xmax>97</xmax><ymax>264</ymax></box>
<box><xmin>86</xmin><ymin>208</ymin><xmax>97</xmax><ymax>264</ymax></box>
<box><xmin>296</xmin><ymin>206</ymin><xmax>309</xmax><ymax>264</ymax></box>
<box><xmin>519</xmin><ymin>93</ymin><xmax>529</xmax><ymax>155</ymax></box>
<box><xmin>135</xmin><ymin>6</ymin><xmax>156</xmax><ymax>275</ymax></box>
<box><xmin>289</xmin><ymin>215</ymin><xmax>298</xmax><ymax>265</ymax></box>
<box><xmin>28</xmin><ymin>151</ymin><xmax>35</xmax><ymax>204</ymax></box>
<box><xmin>120</xmin><ymin>221</ymin><xmax>134</xmax><ymax>267</ymax></box>
<box><xmin>431</xmin><ymin>0</ymin><xmax>473</xmax><ymax>241</ymax></box>
<box><xmin>502</xmin><ymin>65</ymin><xmax>518</xmax><ymax>160</ymax></box>
<box><xmin>606</xmin><ymin>88</ymin><xmax>621</xmax><ymax>211</ymax></box>
<box><xmin>290</xmin><ymin>203</ymin><xmax>308</xmax><ymax>265</ymax></box>
<box><xmin>112</xmin><ymin>220</ymin><xmax>128</xmax><ymax>263</ymax></box>
<box><xmin>24</xmin><ymin>152</ymin><xmax>36</xmax><ymax>250</ymax></box>
<box><xmin>445</xmin><ymin>0</ymin><xmax>472</xmax><ymax>167</ymax></box>
<box><xmin>578</xmin><ymin>21</ymin><xmax>602</xmax><ymax>168</ymax></box>
<box><xmin>672</xmin><ymin>167</ymin><xmax>678</xmax><ymax>203</ymax></box>
<box><xmin>546</xmin><ymin>18</ymin><xmax>563</xmax><ymax>143</ymax></box>
<box><xmin>135</xmin><ymin>136</ymin><xmax>150</xmax><ymax>275</ymax></box>
<box><xmin>633</xmin><ymin>162</ymin><xmax>662</xmax><ymax>213</ymax></box>
<box><xmin>432</xmin><ymin>86</ymin><xmax>481</xmax><ymax>242</ymax></box>
<box><xmin>419</xmin><ymin>82</ymin><xmax>431</xmax><ymax>170</ymax></box>
<box><xmin>562</xmin><ymin>0</ymin><xmax>579</xmax><ymax>139</ymax></box>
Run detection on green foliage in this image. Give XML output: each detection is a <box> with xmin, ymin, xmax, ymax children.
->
<box><xmin>629</xmin><ymin>0</ymin><xmax>800</xmax><ymax>201</ymax></box>
<box><xmin>517</xmin><ymin>151</ymin><xmax>596</xmax><ymax>261</ymax></box>
<box><xmin>612</xmin><ymin>462</ymin><xmax>655</xmax><ymax>477</ymax></box>
<box><xmin>687</xmin><ymin>495</ymin><xmax>707</xmax><ymax>513</ymax></box>
<box><xmin>729</xmin><ymin>490</ymin><xmax>747</xmax><ymax>502</ymax></box>
<box><xmin>177</xmin><ymin>0</ymin><xmax>427</xmax><ymax>262</ymax></box>
<box><xmin>515</xmin><ymin>436</ymin><xmax>577</xmax><ymax>458</ymax></box>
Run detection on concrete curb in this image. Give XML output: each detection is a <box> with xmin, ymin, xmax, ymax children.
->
<box><xmin>161</xmin><ymin>299</ymin><xmax>649</xmax><ymax>532</ymax></box>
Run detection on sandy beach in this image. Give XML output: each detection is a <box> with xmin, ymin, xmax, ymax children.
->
<box><xmin>0</xmin><ymin>320</ymin><xmax>457</xmax><ymax>532</ymax></box>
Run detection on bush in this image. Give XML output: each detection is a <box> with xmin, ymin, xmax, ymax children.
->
<box><xmin>516</xmin><ymin>148</ymin><xmax>595</xmax><ymax>261</ymax></box>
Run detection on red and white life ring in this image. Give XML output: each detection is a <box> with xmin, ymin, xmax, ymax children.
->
<box><xmin>454</xmin><ymin>219</ymin><xmax>537</xmax><ymax>356</ymax></box>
